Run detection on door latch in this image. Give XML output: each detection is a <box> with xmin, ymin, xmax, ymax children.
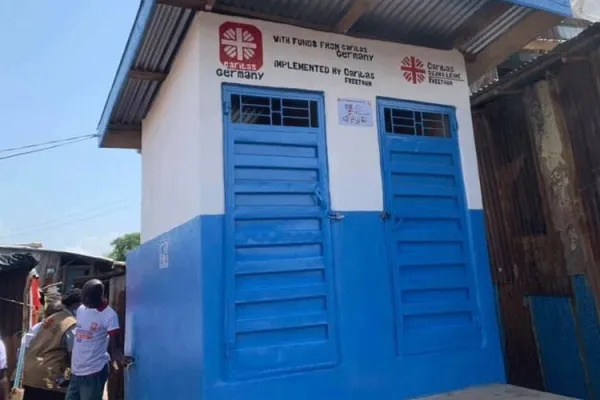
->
<box><xmin>328</xmin><ymin>211</ymin><xmax>344</xmax><ymax>221</ymax></box>
<box><xmin>313</xmin><ymin>188</ymin><xmax>324</xmax><ymax>207</ymax></box>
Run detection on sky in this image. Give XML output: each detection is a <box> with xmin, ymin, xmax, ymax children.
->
<box><xmin>0</xmin><ymin>0</ymin><xmax>142</xmax><ymax>256</ymax></box>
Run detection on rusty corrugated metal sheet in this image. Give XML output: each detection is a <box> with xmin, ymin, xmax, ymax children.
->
<box><xmin>470</xmin><ymin>32</ymin><xmax>600</xmax><ymax>388</ymax></box>
<box><xmin>471</xmin><ymin>92</ymin><xmax>572</xmax><ymax>390</ymax></box>
<box><xmin>472</xmin><ymin>96</ymin><xmax>570</xmax><ymax>292</ymax></box>
<box><xmin>472</xmin><ymin>28</ymin><xmax>600</xmax><ymax>314</ymax></box>
<box><xmin>551</xmin><ymin>55</ymin><xmax>600</xmax><ymax>318</ymax></box>
<box><xmin>496</xmin><ymin>285</ymin><xmax>544</xmax><ymax>390</ymax></box>
<box><xmin>0</xmin><ymin>268</ymin><xmax>29</xmax><ymax>380</ymax></box>
<box><xmin>0</xmin><ymin>269</ymin><xmax>28</xmax><ymax>338</ymax></box>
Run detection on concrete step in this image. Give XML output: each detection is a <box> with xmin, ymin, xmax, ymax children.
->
<box><xmin>416</xmin><ymin>384</ymin><xmax>577</xmax><ymax>400</ymax></box>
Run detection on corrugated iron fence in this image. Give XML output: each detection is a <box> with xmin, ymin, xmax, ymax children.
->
<box><xmin>472</xmin><ymin>41</ymin><xmax>600</xmax><ymax>396</ymax></box>
<box><xmin>0</xmin><ymin>268</ymin><xmax>29</xmax><ymax>380</ymax></box>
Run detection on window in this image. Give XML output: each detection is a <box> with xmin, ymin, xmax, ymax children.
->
<box><xmin>231</xmin><ymin>94</ymin><xmax>319</xmax><ymax>128</ymax></box>
<box><xmin>383</xmin><ymin>107</ymin><xmax>451</xmax><ymax>138</ymax></box>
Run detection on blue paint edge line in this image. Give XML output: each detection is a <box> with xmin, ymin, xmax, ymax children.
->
<box><xmin>502</xmin><ymin>0</ymin><xmax>573</xmax><ymax>17</ymax></box>
<box><xmin>97</xmin><ymin>0</ymin><xmax>157</xmax><ymax>147</ymax></box>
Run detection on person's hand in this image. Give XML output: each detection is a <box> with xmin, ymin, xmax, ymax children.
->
<box><xmin>122</xmin><ymin>356</ymin><xmax>134</xmax><ymax>367</ymax></box>
<box><xmin>111</xmin><ymin>352</ymin><xmax>134</xmax><ymax>370</ymax></box>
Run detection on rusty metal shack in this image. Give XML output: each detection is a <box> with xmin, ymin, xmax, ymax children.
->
<box><xmin>471</xmin><ymin>24</ymin><xmax>600</xmax><ymax>399</ymax></box>
<box><xmin>0</xmin><ymin>246</ymin><xmax>126</xmax><ymax>399</ymax></box>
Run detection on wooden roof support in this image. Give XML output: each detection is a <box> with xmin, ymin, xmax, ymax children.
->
<box><xmin>334</xmin><ymin>0</ymin><xmax>372</xmax><ymax>34</ymax></box>
<box><xmin>466</xmin><ymin>11</ymin><xmax>563</xmax><ymax>83</ymax></box>
<box><xmin>523</xmin><ymin>39</ymin><xmax>562</xmax><ymax>52</ymax></box>
<box><xmin>129</xmin><ymin>69</ymin><xmax>167</xmax><ymax>81</ymax></box>
<box><xmin>157</xmin><ymin>0</ymin><xmax>204</xmax><ymax>10</ymax></box>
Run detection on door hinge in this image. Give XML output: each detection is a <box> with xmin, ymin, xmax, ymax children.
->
<box><xmin>223</xmin><ymin>100</ymin><xmax>231</xmax><ymax>116</ymax></box>
<box><xmin>381</xmin><ymin>211</ymin><xmax>391</xmax><ymax>221</ymax></box>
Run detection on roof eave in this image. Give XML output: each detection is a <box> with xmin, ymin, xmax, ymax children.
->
<box><xmin>97</xmin><ymin>0</ymin><xmax>156</xmax><ymax>149</ymax></box>
<box><xmin>471</xmin><ymin>23</ymin><xmax>600</xmax><ymax>107</ymax></box>
<box><xmin>97</xmin><ymin>0</ymin><xmax>588</xmax><ymax>150</ymax></box>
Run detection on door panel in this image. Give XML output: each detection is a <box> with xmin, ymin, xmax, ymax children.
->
<box><xmin>377</xmin><ymin>99</ymin><xmax>482</xmax><ymax>355</ymax></box>
<box><xmin>222</xmin><ymin>86</ymin><xmax>337</xmax><ymax>378</ymax></box>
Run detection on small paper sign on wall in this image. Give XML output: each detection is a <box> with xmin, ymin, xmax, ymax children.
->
<box><xmin>159</xmin><ymin>240</ymin><xmax>169</xmax><ymax>269</ymax></box>
<box><xmin>337</xmin><ymin>98</ymin><xmax>374</xmax><ymax>127</ymax></box>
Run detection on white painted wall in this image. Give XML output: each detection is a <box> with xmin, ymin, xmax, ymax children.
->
<box><xmin>140</xmin><ymin>16</ymin><xmax>201</xmax><ymax>242</ymax></box>
<box><xmin>197</xmin><ymin>13</ymin><xmax>483</xmax><ymax>213</ymax></box>
<box><xmin>141</xmin><ymin>12</ymin><xmax>485</xmax><ymax>239</ymax></box>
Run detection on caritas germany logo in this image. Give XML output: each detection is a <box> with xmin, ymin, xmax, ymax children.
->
<box><xmin>401</xmin><ymin>56</ymin><xmax>426</xmax><ymax>84</ymax></box>
<box><xmin>219</xmin><ymin>22</ymin><xmax>263</xmax><ymax>71</ymax></box>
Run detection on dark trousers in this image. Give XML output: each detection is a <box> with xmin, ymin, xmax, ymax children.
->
<box><xmin>65</xmin><ymin>366</ymin><xmax>108</xmax><ymax>400</ymax></box>
<box><xmin>23</xmin><ymin>386</ymin><xmax>67</xmax><ymax>400</ymax></box>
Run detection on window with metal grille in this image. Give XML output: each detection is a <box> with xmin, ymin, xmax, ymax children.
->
<box><xmin>383</xmin><ymin>107</ymin><xmax>452</xmax><ymax>138</ymax></box>
<box><xmin>230</xmin><ymin>94</ymin><xmax>319</xmax><ymax>128</ymax></box>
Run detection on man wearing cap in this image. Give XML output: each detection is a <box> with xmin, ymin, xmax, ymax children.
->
<box><xmin>67</xmin><ymin>280</ymin><xmax>125</xmax><ymax>400</ymax></box>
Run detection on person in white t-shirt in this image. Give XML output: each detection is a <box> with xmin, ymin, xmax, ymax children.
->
<box><xmin>0</xmin><ymin>338</ymin><xmax>9</xmax><ymax>400</ymax></box>
<box><xmin>66</xmin><ymin>280</ymin><xmax>126</xmax><ymax>400</ymax></box>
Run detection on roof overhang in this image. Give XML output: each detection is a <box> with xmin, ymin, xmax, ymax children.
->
<box><xmin>471</xmin><ymin>22</ymin><xmax>600</xmax><ymax>107</ymax></box>
<box><xmin>97</xmin><ymin>0</ymin><xmax>596</xmax><ymax>149</ymax></box>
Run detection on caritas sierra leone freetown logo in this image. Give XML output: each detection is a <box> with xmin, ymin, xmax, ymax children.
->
<box><xmin>219</xmin><ymin>22</ymin><xmax>263</xmax><ymax>71</ymax></box>
<box><xmin>401</xmin><ymin>56</ymin><xmax>426</xmax><ymax>84</ymax></box>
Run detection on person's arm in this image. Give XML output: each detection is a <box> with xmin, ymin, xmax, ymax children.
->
<box><xmin>108</xmin><ymin>333</ymin><xmax>124</xmax><ymax>368</ymax></box>
<box><xmin>105</xmin><ymin>308</ymin><xmax>125</xmax><ymax>367</ymax></box>
<box><xmin>62</xmin><ymin>327</ymin><xmax>76</xmax><ymax>356</ymax></box>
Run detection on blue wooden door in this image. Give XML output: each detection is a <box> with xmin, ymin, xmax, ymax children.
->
<box><xmin>377</xmin><ymin>99</ymin><xmax>482</xmax><ymax>355</ymax></box>
<box><xmin>222</xmin><ymin>85</ymin><xmax>338</xmax><ymax>379</ymax></box>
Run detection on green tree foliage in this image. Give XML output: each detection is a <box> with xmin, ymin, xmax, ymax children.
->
<box><xmin>108</xmin><ymin>232</ymin><xmax>141</xmax><ymax>261</ymax></box>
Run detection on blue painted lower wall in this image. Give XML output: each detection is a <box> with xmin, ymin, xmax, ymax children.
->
<box><xmin>126</xmin><ymin>210</ymin><xmax>505</xmax><ymax>400</ymax></box>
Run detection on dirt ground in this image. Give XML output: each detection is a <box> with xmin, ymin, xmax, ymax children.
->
<box><xmin>11</xmin><ymin>384</ymin><xmax>108</xmax><ymax>399</ymax></box>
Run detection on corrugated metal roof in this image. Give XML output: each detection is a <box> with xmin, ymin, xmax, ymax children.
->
<box><xmin>98</xmin><ymin>0</ymin><xmax>572</xmax><ymax>147</ymax></box>
<box><xmin>217</xmin><ymin>0</ymin><xmax>354</xmax><ymax>28</ymax></box>
<box><xmin>0</xmin><ymin>245</ymin><xmax>125</xmax><ymax>266</ymax></box>
<box><xmin>351</xmin><ymin>0</ymin><xmax>491</xmax><ymax>48</ymax></box>
<box><xmin>460</xmin><ymin>5</ymin><xmax>532</xmax><ymax>54</ymax></box>
<box><xmin>110</xmin><ymin>4</ymin><xmax>195</xmax><ymax>126</ymax></box>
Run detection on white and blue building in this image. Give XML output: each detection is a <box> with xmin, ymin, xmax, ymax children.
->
<box><xmin>97</xmin><ymin>1</ymin><xmax>599</xmax><ymax>399</ymax></box>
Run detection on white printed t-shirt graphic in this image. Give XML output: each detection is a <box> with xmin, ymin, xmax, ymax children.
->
<box><xmin>72</xmin><ymin>305</ymin><xmax>120</xmax><ymax>376</ymax></box>
<box><xmin>0</xmin><ymin>339</ymin><xmax>6</xmax><ymax>370</ymax></box>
